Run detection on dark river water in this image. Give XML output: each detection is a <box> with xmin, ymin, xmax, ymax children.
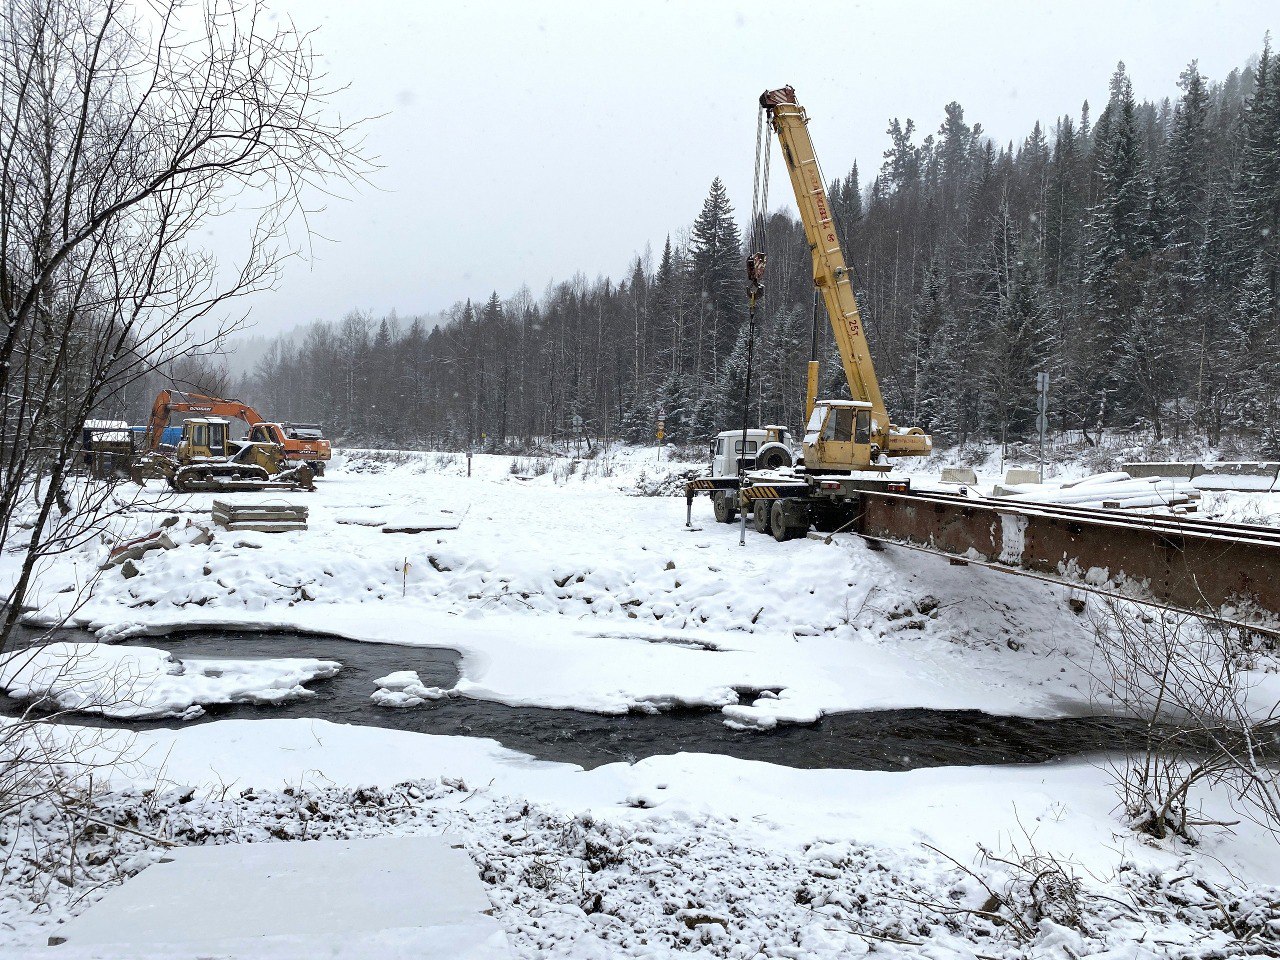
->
<box><xmin>2</xmin><ymin>625</ymin><xmax>1140</xmax><ymax>771</ymax></box>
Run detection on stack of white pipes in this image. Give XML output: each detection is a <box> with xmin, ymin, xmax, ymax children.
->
<box><xmin>999</xmin><ymin>471</ymin><xmax>1200</xmax><ymax>511</ymax></box>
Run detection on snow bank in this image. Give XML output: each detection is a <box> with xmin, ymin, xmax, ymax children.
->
<box><xmin>371</xmin><ymin>669</ymin><xmax>453</xmax><ymax>707</ymax></box>
<box><xmin>0</xmin><ymin>643</ymin><xmax>339</xmax><ymax>719</ymax></box>
<box><xmin>7</xmin><ymin>718</ymin><xmax>1279</xmax><ymax>958</ymax></box>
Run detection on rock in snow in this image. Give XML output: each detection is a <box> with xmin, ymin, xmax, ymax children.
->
<box><xmin>0</xmin><ymin>642</ymin><xmax>339</xmax><ymax>719</ymax></box>
<box><xmin>371</xmin><ymin>669</ymin><xmax>453</xmax><ymax>707</ymax></box>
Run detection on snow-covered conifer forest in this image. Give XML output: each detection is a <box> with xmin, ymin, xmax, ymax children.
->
<box><xmin>224</xmin><ymin>53</ymin><xmax>1280</xmax><ymax>455</ymax></box>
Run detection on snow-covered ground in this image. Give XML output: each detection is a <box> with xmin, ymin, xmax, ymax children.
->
<box><xmin>15</xmin><ymin>447</ymin><xmax>1106</xmax><ymax>725</ymax></box>
<box><xmin>3</xmin><ymin>444</ymin><xmax>1280</xmax><ymax>957</ymax></box>
<box><xmin>5</xmin><ymin>718</ymin><xmax>1279</xmax><ymax>958</ymax></box>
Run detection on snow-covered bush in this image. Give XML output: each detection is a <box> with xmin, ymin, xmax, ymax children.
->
<box><xmin>1087</xmin><ymin>600</ymin><xmax>1280</xmax><ymax>842</ymax></box>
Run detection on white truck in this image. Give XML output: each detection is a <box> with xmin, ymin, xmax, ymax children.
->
<box><xmin>708</xmin><ymin>425</ymin><xmax>795</xmax><ymax>475</ymax></box>
<box><xmin>701</xmin><ymin>426</ymin><xmax>796</xmax><ymax>524</ymax></box>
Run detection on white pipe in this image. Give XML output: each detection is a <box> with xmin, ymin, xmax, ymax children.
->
<box><xmin>1011</xmin><ymin>483</ymin><xmax>1188</xmax><ymax>504</ymax></box>
<box><xmin>1061</xmin><ymin>471</ymin><xmax>1132</xmax><ymax>488</ymax></box>
<box><xmin>1064</xmin><ymin>494</ymin><xmax>1198</xmax><ymax>510</ymax></box>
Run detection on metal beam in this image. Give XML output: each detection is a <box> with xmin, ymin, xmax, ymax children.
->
<box><xmin>857</xmin><ymin>491</ymin><xmax>1280</xmax><ymax>628</ymax></box>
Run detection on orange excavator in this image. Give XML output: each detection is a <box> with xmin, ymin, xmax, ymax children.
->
<box><xmin>135</xmin><ymin>391</ymin><xmax>326</xmax><ymax>493</ymax></box>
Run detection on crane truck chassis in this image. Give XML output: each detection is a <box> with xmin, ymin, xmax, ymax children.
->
<box><xmin>687</xmin><ymin>469</ymin><xmax>909</xmax><ymax>541</ymax></box>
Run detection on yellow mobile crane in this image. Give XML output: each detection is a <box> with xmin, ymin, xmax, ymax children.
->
<box><xmin>687</xmin><ymin>86</ymin><xmax>931</xmax><ymax>540</ymax></box>
<box><xmin>763</xmin><ymin>85</ymin><xmax>931</xmax><ymax>471</ymax></box>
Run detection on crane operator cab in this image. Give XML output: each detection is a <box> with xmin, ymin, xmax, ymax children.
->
<box><xmin>802</xmin><ymin>400</ymin><xmax>889</xmax><ymax>473</ymax></box>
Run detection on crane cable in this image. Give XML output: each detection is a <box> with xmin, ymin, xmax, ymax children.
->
<box><xmin>738</xmin><ymin>105</ymin><xmax>772</xmax><ymax>544</ymax></box>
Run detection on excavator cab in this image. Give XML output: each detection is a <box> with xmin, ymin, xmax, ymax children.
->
<box><xmin>802</xmin><ymin>400</ymin><xmax>887</xmax><ymax>473</ymax></box>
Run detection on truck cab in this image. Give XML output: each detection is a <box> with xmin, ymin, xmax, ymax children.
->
<box><xmin>709</xmin><ymin>425</ymin><xmax>794</xmax><ymax>475</ymax></box>
<box><xmin>245</xmin><ymin>421</ymin><xmax>332</xmax><ymax>475</ymax></box>
<box><xmin>178</xmin><ymin>417</ymin><xmax>231</xmax><ymax>461</ymax></box>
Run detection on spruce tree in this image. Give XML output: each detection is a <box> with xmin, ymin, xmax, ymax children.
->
<box><xmin>1235</xmin><ymin>36</ymin><xmax>1280</xmax><ymax>313</ymax></box>
<box><xmin>688</xmin><ymin>177</ymin><xmax>744</xmax><ymax>387</ymax></box>
<box><xmin>1165</xmin><ymin>62</ymin><xmax>1212</xmax><ymax>270</ymax></box>
<box><xmin>1046</xmin><ymin>116</ymin><xmax>1084</xmax><ymax>285</ymax></box>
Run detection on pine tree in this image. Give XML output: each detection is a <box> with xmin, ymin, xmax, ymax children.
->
<box><xmin>1165</xmin><ymin>62</ymin><xmax>1213</xmax><ymax>269</ymax></box>
<box><xmin>1088</xmin><ymin>63</ymin><xmax>1152</xmax><ymax>283</ymax></box>
<box><xmin>1083</xmin><ymin>63</ymin><xmax>1154</xmax><ymax>428</ymax></box>
<box><xmin>830</xmin><ymin>161</ymin><xmax>863</xmax><ymax>256</ymax></box>
<box><xmin>1045</xmin><ymin>116</ymin><xmax>1084</xmax><ymax>285</ymax></box>
<box><xmin>881</xmin><ymin>118</ymin><xmax>920</xmax><ymax>190</ymax></box>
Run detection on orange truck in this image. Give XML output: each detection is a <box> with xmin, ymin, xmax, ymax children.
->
<box><xmin>141</xmin><ymin>391</ymin><xmax>333</xmax><ymax>476</ymax></box>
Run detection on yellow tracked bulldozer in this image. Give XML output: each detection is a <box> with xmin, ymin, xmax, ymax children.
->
<box><xmin>136</xmin><ymin>417</ymin><xmax>315</xmax><ymax>493</ymax></box>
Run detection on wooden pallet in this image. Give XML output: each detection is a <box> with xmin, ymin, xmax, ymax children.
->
<box><xmin>212</xmin><ymin>500</ymin><xmax>308</xmax><ymax>533</ymax></box>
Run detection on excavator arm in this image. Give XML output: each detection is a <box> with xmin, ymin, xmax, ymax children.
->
<box><xmin>141</xmin><ymin>390</ymin><xmax>264</xmax><ymax>451</ymax></box>
<box><xmin>760</xmin><ymin>86</ymin><xmax>929</xmax><ymax>460</ymax></box>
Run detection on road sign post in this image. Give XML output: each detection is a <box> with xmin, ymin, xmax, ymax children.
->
<box><xmin>1035</xmin><ymin>372</ymin><xmax>1050</xmax><ymax>483</ymax></box>
<box><xmin>656</xmin><ymin>409</ymin><xmax>665</xmax><ymax>463</ymax></box>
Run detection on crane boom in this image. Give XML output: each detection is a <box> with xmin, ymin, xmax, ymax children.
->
<box><xmin>760</xmin><ymin>86</ymin><xmax>929</xmax><ymax>462</ymax></box>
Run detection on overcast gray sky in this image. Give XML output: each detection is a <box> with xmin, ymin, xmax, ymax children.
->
<box><xmin>221</xmin><ymin>0</ymin><xmax>1276</xmax><ymax>338</ymax></box>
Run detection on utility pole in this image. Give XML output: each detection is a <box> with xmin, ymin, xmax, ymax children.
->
<box><xmin>1036</xmin><ymin>371</ymin><xmax>1050</xmax><ymax>483</ymax></box>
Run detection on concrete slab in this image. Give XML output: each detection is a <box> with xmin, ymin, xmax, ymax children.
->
<box><xmin>1004</xmin><ymin>468</ymin><xmax>1041</xmax><ymax>485</ymax></box>
<box><xmin>1122</xmin><ymin>461</ymin><xmax>1196</xmax><ymax>479</ymax></box>
<box><xmin>380</xmin><ymin>506</ymin><xmax>464</xmax><ymax>534</ymax></box>
<box><xmin>48</xmin><ymin>836</ymin><xmax>509</xmax><ymax>959</ymax></box>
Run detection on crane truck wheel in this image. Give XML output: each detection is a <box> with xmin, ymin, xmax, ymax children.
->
<box><xmin>756</xmin><ymin>443</ymin><xmax>793</xmax><ymax>471</ymax></box>
<box><xmin>712</xmin><ymin>491</ymin><xmax>737</xmax><ymax>524</ymax></box>
<box><xmin>770</xmin><ymin>499</ymin><xmax>808</xmax><ymax>542</ymax></box>
<box><xmin>753</xmin><ymin>500</ymin><xmax>772</xmax><ymax>533</ymax></box>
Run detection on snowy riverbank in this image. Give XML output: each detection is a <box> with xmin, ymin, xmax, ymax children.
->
<box><xmin>4</xmin><ymin>717</ymin><xmax>1279</xmax><ymax>958</ymax></box>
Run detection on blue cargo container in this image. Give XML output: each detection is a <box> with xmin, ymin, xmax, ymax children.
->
<box><xmin>131</xmin><ymin>425</ymin><xmax>182</xmax><ymax>447</ymax></box>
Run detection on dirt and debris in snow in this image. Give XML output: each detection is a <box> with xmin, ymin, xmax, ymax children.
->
<box><xmin>3</xmin><ymin>775</ymin><xmax>1277</xmax><ymax>959</ymax></box>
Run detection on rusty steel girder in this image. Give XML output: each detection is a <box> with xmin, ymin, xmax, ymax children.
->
<box><xmin>856</xmin><ymin>491</ymin><xmax>1280</xmax><ymax>626</ymax></box>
